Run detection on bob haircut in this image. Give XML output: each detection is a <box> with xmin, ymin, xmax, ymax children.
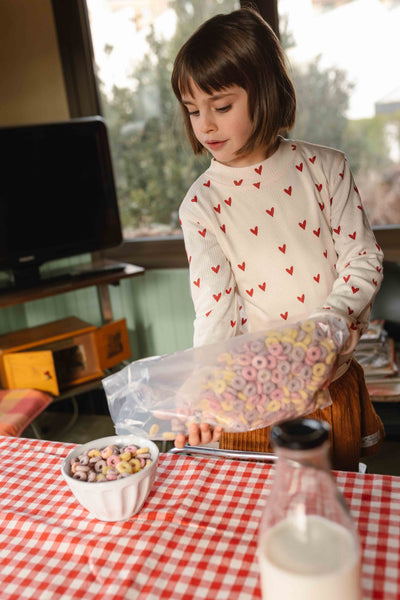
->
<box><xmin>171</xmin><ymin>8</ymin><xmax>296</xmax><ymax>158</ymax></box>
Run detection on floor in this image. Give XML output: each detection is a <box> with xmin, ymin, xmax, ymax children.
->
<box><xmin>26</xmin><ymin>395</ymin><xmax>400</xmax><ymax>476</ymax></box>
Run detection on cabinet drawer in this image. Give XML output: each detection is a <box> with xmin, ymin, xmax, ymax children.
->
<box><xmin>3</xmin><ymin>351</ymin><xmax>59</xmax><ymax>395</ymax></box>
<box><xmin>95</xmin><ymin>319</ymin><xmax>131</xmax><ymax>370</ymax></box>
<box><xmin>2</xmin><ymin>332</ymin><xmax>104</xmax><ymax>395</ymax></box>
<box><xmin>0</xmin><ymin>317</ymin><xmax>131</xmax><ymax>395</ymax></box>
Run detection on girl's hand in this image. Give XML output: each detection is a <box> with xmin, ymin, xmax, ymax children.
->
<box><xmin>174</xmin><ymin>423</ymin><xmax>223</xmax><ymax>448</ymax></box>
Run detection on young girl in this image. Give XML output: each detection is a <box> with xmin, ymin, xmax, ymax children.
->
<box><xmin>171</xmin><ymin>8</ymin><xmax>384</xmax><ymax>470</ymax></box>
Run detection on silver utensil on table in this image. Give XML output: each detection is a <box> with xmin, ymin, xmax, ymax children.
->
<box><xmin>168</xmin><ymin>445</ymin><xmax>277</xmax><ymax>462</ymax></box>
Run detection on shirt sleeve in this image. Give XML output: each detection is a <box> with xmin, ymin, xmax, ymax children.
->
<box><xmin>310</xmin><ymin>153</ymin><xmax>384</xmax><ymax>352</ymax></box>
<box><xmin>179</xmin><ymin>197</ymin><xmax>240</xmax><ymax>347</ymax></box>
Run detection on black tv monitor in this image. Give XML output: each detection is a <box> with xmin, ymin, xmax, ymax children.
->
<box><xmin>0</xmin><ymin>116</ymin><xmax>123</xmax><ymax>289</ymax></box>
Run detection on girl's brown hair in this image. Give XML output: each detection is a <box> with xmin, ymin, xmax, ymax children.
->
<box><xmin>171</xmin><ymin>8</ymin><xmax>296</xmax><ymax>158</ymax></box>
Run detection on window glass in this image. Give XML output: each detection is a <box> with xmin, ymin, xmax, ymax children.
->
<box><xmin>86</xmin><ymin>0</ymin><xmax>240</xmax><ymax>238</ymax></box>
<box><xmin>279</xmin><ymin>0</ymin><xmax>400</xmax><ymax>226</ymax></box>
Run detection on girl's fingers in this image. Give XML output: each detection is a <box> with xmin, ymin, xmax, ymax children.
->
<box><xmin>199</xmin><ymin>422</ymin><xmax>213</xmax><ymax>444</ymax></box>
<box><xmin>188</xmin><ymin>423</ymin><xmax>202</xmax><ymax>445</ymax></box>
<box><xmin>212</xmin><ymin>425</ymin><xmax>223</xmax><ymax>442</ymax></box>
<box><xmin>174</xmin><ymin>424</ymin><xmax>224</xmax><ymax>448</ymax></box>
<box><xmin>174</xmin><ymin>433</ymin><xmax>187</xmax><ymax>449</ymax></box>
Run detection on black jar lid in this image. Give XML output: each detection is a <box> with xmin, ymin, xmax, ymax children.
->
<box><xmin>271</xmin><ymin>419</ymin><xmax>330</xmax><ymax>450</ymax></box>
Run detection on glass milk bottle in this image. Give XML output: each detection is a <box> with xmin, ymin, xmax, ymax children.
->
<box><xmin>258</xmin><ymin>419</ymin><xmax>361</xmax><ymax>600</ymax></box>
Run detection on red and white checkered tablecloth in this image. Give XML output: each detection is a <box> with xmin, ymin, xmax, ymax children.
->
<box><xmin>0</xmin><ymin>436</ymin><xmax>399</xmax><ymax>600</ymax></box>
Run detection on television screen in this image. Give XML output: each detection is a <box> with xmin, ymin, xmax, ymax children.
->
<box><xmin>0</xmin><ymin>117</ymin><xmax>122</xmax><ymax>287</ymax></box>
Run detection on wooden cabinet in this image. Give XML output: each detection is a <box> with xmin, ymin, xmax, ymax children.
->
<box><xmin>0</xmin><ymin>260</ymin><xmax>144</xmax><ymax>398</ymax></box>
<box><xmin>0</xmin><ymin>316</ymin><xmax>131</xmax><ymax>395</ymax></box>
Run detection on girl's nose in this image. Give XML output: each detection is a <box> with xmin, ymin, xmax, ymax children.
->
<box><xmin>199</xmin><ymin>112</ymin><xmax>216</xmax><ymax>133</ymax></box>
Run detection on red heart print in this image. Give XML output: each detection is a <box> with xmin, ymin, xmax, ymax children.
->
<box><xmin>225</xmin><ymin>197</ymin><xmax>232</xmax><ymax>206</ymax></box>
<box><xmin>230</xmin><ymin>320</ymin><xmax>236</xmax><ymax>328</ymax></box>
<box><xmin>280</xmin><ymin>312</ymin><xmax>288</xmax><ymax>320</ymax></box>
<box><xmin>255</xmin><ymin>165</ymin><xmax>262</xmax><ymax>175</ymax></box>
<box><xmin>279</xmin><ymin>244</ymin><xmax>286</xmax><ymax>254</ymax></box>
<box><xmin>238</xmin><ymin>262</ymin><xmax>246</xmax><ymax>271</ymax></box>
<box><xmin>246</xmin><ymin>288</ymin><xmax>254</xmax><ymax>297</ymax></box>
<box><xmin>323</xmin><ymin>250</ymin><xmax>328</xmax><ymax>258</ymax></box>
<box><xmin>211</xmin><ymin>265</ymin><xmax>220</xmax><ymax>273</ymax></box>
<box><xmin>205</xmin><ymin>310</ymin><xmax>212</xmax><ymax>317</ymax></box>
<box><xmin>220</xmin><ymin>224</ymin><xmax>226</xmax><ymax>233</ymax></box>
<box><xmin>350</xmin><ymin>323</ymin><xmax>357</xmax><ymax>331</ymax></box>
<box><xmin>266</xmin><ymin>207</ymin><xmax>274</xmax><ymax>216</ymax></box>
<box><xmin>348</xmin><ymin>231</ymin><xmax>356</xmax><ymax>240</ymax></box>
<box><xmin>286</xmin><ymin>266</ymin><xmax>294</xmax><ymax>275</ymax></box>
<box><xmin>343</xmin><ymin>275</ymin><xmax>350</xmax><ymax>282</ymax></box>
<box><xmin>319</xmin><ymin>202</ymin><xmax>324</xmax><ymax>211</ymax></box>
<box><xmin>313</xmin><ymin>228</ymin><xmax>320</xmax><ymax>237</ymax></box>
<box><xmin>193</xmin><ymin>278</ymin><xmax>200</xmax><ymax>287</ymax></box>
<box><xmin>259</xmin><ymin>282</ymin><xmax>266</xmax><ymax>291</ymax></box>
<box><xmin>315</xmin><ymin>183</ymin><xmax>322</xmax><ymax>192</ymax></box>
<box><xmin>188</xmin><ymin>255</ymin><xmax>192</xmax><ymax>263</ymax></box>
<box><xmin>253</xmin><ymin>182</ymin><xmax>261</xmax><ymax>189</ymax></box>
<box><xmin>297</xmin><ymin>294</ymin><xmax>305</xmax><ymax>303</ymax></box>
<box><xmin>214</xmin><ymin>204</ymin><xmax>221</xmax><ymax>213</ymax></box>
<box><xmin>234</xmin><ymin>179</ymin><xmax>243</xmax><ymax>186</ymax></box>
<box><xmin>213</xmin><ymin>293</ymin><xmax>221</xmax><ymax>302</ymax></box>
<box><xmin>333</xmin><ymin>226</ymin><xmax>341</xmax><ymax>235</ymax></box>
<box><xmin>354</xmin><ymin>186</ymin><xmax>359</xmax><ymax>193</ymax></box>
<box><xmin>358</xmin><ymin>251</ymin><xmax>366</xmax><ymax>256</ymax></box>
<box><xmin>291</xmin><ymin>144</ymin><xmax>296</xmax><ymax>150</ymax></box>
<box><xmin>191</xmin><ymin>195</ymin><xmax>197</xmax><ymax>202</ymax></box>
<box><xmin>203</xmin><ymin>180</ymin><xmax>210</xmax><ymax>187</ymax></box>
<box><xmin>330</xmin><ymin>197</ymin><xmax>333</xmax><ymax>205</ymax></box>
<box><xmin>351</xmin><ymin>286</ymin><xmax>359</xmax><ymax>294</ymax></box>
<box><xmin>376</xmin><ymin>266</ymin><xmax>382</xmax><ymax>272</ymax></box>
<box><xmin>284</xmin><ymin>186</ymin><xmax>292</xmax><ymax>196</ymax></box>
<box><xmin>313</xmin><ymin>274</ymin><xmax>320</xmax><ymax>283</ymax></box>
<box><xmin>226</xmin><ymin>287</ymin><xmax>232</xmax><ymax>294</ymax></box>
<box><xmin>241</xmin><ymin>317</ymin><xmax>247</xmax><ymax>325</ymax></box>
<box><xmin>372</xmin><ymin>279</ymin><xmax>377</xmax><ymax>286</ymax></box>
<box><xmin>198</xmin><ymin>228</ymin><xmax>206</xmax><ymax>237</ymax></box>
<box><xmin>299</xmin><ymin>220</ymin><xmax>306</xmax><ymax>230</ymax></box>
<box><xmin>357</xmin><ymin>205</ymin><xmax>362</xmax><ymax>210</ymax></box>
<box><xmin>250</xmin><ymin>226</ymin><xmax>258</xmax><ymax>236</ymax></box>
<box><xmin>339</xmin><ymin>172</ymin><xmax>344</xmax><ymax>179</ymax></box>
<box><xmin>376</xmin><ymin>243</ymin><xmax>381</xmax><ymax>251</ymax></box>
<box><xmin>309</xmin><ymin>156</ymin><xmax>316</xmax><ymax>164</ymax></box>
<box><xmin>347</xmin><ymin>307</ymin><xmax>354</xmax><ymax>315</ymax></box>
<box><xmin>296</xmin><ymin>162</ymin><xmax>303</xmax><ymax>171</ymax></box>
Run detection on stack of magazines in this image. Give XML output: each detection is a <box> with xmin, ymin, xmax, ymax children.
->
<box><xmin>355</xmin><ymin>319</ymin><xmax>400</xmax><ymax>401</ymax></box>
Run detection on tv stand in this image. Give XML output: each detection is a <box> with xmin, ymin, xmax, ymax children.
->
<box><xmin>10</xmin><ymin>263</ymin><xmax>42</xmax><ymax>289</ymax></box>
<box><xmin>0</xmin><ymin>259</ymin><xmax>145</xmax><ymax>323</ymax></box>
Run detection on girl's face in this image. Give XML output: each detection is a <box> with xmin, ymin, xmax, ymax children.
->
<box><xmin>182</xmin><ymin>81</ymin><xmax>266</xmax><ymax>167</ymax></box>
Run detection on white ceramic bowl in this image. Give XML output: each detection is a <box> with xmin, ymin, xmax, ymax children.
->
<box><xmin>61</xmin><ymin>435</ymin><xmax>159</xmax><ymax>521</ymax></box>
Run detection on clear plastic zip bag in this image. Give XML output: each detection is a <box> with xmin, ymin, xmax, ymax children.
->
<box><xmin>103</xmin><ymin>316</ymin><xmax>349</xmax><ymax>441</ymax></box>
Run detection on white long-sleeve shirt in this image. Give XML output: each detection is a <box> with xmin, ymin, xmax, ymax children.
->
<box><xmin>179</xmin><ymin>137</ymin><xmax>384</xmax><ymax>377</ymax></box>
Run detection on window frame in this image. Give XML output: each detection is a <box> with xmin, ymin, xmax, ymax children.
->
<box><xmin>52</xmin><ymin>0</ymin><xmax>400</xmax><ymax>268</ymax></box>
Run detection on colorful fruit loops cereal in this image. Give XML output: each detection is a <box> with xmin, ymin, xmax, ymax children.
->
<box><xmin>175</xmin><ymin>319</ymin><xmax>343</xmax><ymax>433</ymax></box>
<box><xmin>69</xmin><ymin>444</ymin><xmax>152</xmax><ymax>482</ymax></box>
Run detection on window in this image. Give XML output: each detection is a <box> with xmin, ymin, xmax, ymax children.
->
<box><xmin>57</xmin><ymin>0</ymin><xmax>400</xmax><ymax>265</ymax></box>
<box><xmin>86</xmin><ymin>0</ymin><xmax>240</xmax><ymax>240</ymax></box>
<box><xmin>279</xmin><ymin>0</ymin><xmax>400</xmax><ymax>229</ymax></box>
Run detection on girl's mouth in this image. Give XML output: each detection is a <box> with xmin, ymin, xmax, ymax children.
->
<box><xmin>206</xmin><ymin>140</ymin><xmax>227</xmax><ymax>151</ymax></box>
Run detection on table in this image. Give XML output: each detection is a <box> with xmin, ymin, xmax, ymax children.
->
<box><xmin>0</xmin><ymin>436</ymin><xmax>399</xmax><ymax>600</ymax></box>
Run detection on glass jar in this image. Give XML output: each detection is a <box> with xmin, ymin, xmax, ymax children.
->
<box><xmin>258</xmin><ymin>419</ymin><xmax>361</xmax><ymax>600</ymax></box>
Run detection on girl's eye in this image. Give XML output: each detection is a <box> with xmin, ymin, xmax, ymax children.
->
<box><xmin>216</xmin><ymin>104</ymin><xmax>232</xmax><ymax>113</ymax></box>
<box><xmin>187</xmin><ymin>109</ymin><xmax>199</xmax><ymax>117</ymax></box>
